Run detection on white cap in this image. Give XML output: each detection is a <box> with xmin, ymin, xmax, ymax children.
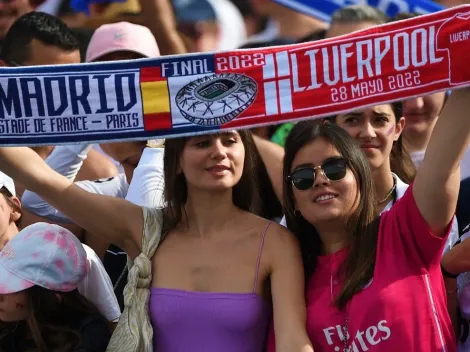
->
<box><xmin>0</xmin><ymin>171</ymin><xmax>15</xmax><ymax>196</ymax></box>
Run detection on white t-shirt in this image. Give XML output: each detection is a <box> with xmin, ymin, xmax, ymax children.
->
<box><xmin>459</xmin><ymin>147</ymin><xmax>470</xmax><ymax>181</ymax></box>
<box><xmin>80</xmin><ymin>245</ymin><xmax>121</xmax><ymax>322</ymax></box>
<box><xmin>125</xmin><ymin>147</ymin><xmax>165</xmax><ymax>208</ymax></box>
<box><xmin>93</xmin><ymin>144</ymin><xmax>124</xmax><ymax>173</ymax></box>
<box><xmin>279</xmin><ymin>174</ymin><xmax>459</xmax><ymax>254</ymax></box>
<box><xmin>410</xmin><ymin>150</ymin><xmax>426</xmax><ymax>170</ymax></box>
<box><xmin>412</xmin><ymin>147</ymin><xmax>470</xmax><ymax>181</ymax></box>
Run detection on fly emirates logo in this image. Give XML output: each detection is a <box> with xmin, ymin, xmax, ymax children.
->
<box><xmin>323</xmin><ymin>320</ymin><xmax>391</xmax><ymax>351</ymax></box>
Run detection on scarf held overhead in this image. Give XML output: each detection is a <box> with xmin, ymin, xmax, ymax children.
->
<box><xmin>1</xmin><ymin>5</ymin><xmax>470</xmax><ymax>146</ymax></box>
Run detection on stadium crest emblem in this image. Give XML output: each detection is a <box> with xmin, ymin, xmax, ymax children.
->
<box><xmin>175</xmin><ymin>73</ymin><xmax>257</xmax><ymax>126</ymax></box>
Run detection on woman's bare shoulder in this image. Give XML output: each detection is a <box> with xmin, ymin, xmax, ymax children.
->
<box><xmin>237</xmin><ymin>211</ymin><xmax>297</xmax><ymax>243</ymax></box>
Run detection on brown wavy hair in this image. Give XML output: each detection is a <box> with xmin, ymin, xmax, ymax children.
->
<box><xmin>389</xmin><ymin>102</ymin><xmax>417</xmax><ymax>183</ymax></box>
<box><xmin>162</xmin><ymin>130</ymin><xmax>261</xmax><ymax>234</ymax></box>
<box><xmin>283</xmin><ymin>122</ymin><xmax>379</xmax><ymax>309</ymax></box>
<box><xmin>0</xmin><ymin>286</ymin><xmax>110</xmax><ymax>352</ymax></box>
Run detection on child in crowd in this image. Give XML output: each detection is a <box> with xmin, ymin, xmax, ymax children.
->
<box><xmin>0</xmin><ymin>223</ymin><xmax>111</xmax><ymax>351</ymax></box>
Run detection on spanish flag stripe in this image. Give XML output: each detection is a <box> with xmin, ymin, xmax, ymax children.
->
<box><xmin>141</xmin><ymin>81</ymin><xmax>171</xmax><ymax>114</ymax></box>
<box><xmin>143</xmin><ymin>112</ymin><xmax>172</xmax><ymax>131</ymax></box>
<box><xmin>140</xmin><ymin>67</ymin><xmax>166</xmax><ymax>82</ymax></box>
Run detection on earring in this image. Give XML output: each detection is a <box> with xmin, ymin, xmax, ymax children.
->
<box><xmin>294</xmin><ymin>209</ymin><xmax>302</xmax><ymax>217</ymax></box>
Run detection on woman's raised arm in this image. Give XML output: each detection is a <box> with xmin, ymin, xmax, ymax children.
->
<box><xmin>414</xmin><ymin>88</ymin><xmax>470</xmax><ymax>237</ymax></box>
<box><xmin>0</xmin><ymin>147</ymin><xmax>143</xmax><ymax>257</ymax></box>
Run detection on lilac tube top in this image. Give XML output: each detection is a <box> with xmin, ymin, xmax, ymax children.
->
<box><xmin>150</xmin><ymin>222</ymin><xmax>273</xmax><ymax>352</ymax></box>
<box><xmin>150</xmin><ymin>288</ymin><xmax>271</xmax><ymax>352</ymax></box>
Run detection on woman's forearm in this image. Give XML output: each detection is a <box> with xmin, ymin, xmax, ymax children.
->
<box><xmin>139</xmin><ymin>0</ymin><xmax>186</xmax><ymax>55</ymax></box>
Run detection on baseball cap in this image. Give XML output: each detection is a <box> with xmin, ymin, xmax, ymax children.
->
<box><xmin>171</xmin><ymin>0</ymin><xmax>216</xmax><ymax>23</ymax></box>
<box><xmin>0</xmin><ymin>223</ymin><xmax>89</xmax><ymax>294</ymax></box>
<box><xmin>86</xmin><ymin>22</ymin><xmax>160</xmax><ymax>63</ymax></box>
<box><xmin>0</xmin><ymin>171</ymin><xmax>15</xmax><ymax>197</ymax></box>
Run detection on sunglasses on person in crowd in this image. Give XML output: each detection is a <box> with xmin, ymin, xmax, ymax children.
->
<box><xmin>287</xmin><ymin>157</ymin><xmax>347</xmax><ymax>191</ymax></box>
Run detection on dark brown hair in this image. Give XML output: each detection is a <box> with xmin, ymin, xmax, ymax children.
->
<box><xmin>283</xmin><ymin>122</ymin><xmax>378</xmax><ymax>309</ymax></box>
<box><xmin>0</xmin><ymin>188</ymin><xmax>22</xmax><ymax>227</ymax></box>
<box><xmin>0</xmin><ymin>287</ymin><xmax>110</xmax><ymax>352</ymax></box>
<box><xmin>162</xmin><ymin>130</ymin><xmax>261</xmax><ymax>233</ymax></box>
<box><xmin>389</xmin><ymin>102</ymin><xmax>417</xmax><ymax>183</ymax></box>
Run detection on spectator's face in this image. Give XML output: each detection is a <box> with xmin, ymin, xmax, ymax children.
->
<box><xmin>0</xmin><ymin>192</ymin><xmax>12</xmax><ymax>236</ymax></box>
<box><xmin>23</xmin><ymin>38</ymin><xmax>80</xmax><ymax>66</ymax></box>
<box><xmin>326</xmin><ymin>21</ymin><xmax>380</xmax><ymax>38</ymax></box>
<box><xmin>0</xmin><ymin>0</ymin><xmax>32</xmax><ymax>39</ymax></box>
<box><xmin>0</xmin><ymin>191</ymin><xmax>20</xmax><ymax>241</ymax></box>
<box><xmin>289</xmin><ymin>138</ymin><xmax>358</xmax><ymax>225</ymax></box>
<box><xmin>0</xmin><ymin>291</ymin><xmax>28</xmax><ymax>322</ymax></box>
<box><xmin>100</xmin><ymin>142</ymin><xmax>146</xmax><ymax>184</ymax></box>
<box><xmin>402</xmin><ymin>93</ymin><xmax>446</xmax><ymax>136</ymax></box>
<box><xmin>179</xmin><ymin>132</ymin><xmax>245</xmax><ymax>193</ymax></box>
<box><xmin>335</xmin><ymin>104</ymin><xmax>404</xmax><ymax>172</ymax></box>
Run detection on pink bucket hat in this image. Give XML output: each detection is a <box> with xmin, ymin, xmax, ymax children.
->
<box><xmin>0</xmin><ymin>223</ymin><xmax>89</xmax><ymax>294</ymax></box>
<box><xmin>86</xmin><ymin>21</ymin><xmax>160</xmax><ymax>62</ymax></box>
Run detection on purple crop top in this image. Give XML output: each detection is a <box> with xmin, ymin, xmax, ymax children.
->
<box><xmin>150</xmin><ymin>222</ymin><xmax>272</xmax><ymax>352</ymax></box>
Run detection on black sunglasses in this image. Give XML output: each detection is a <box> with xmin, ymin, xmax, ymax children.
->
<box><xmin>287</xmin><ymin>157</ymin><xmax>347</xmax><ymax>191</ymax></box>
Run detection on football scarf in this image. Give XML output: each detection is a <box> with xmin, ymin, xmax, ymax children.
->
<box><xmin>1</xmin><ymin>5</ymin><xmax>470</xmax><ymax>146</ymax></box>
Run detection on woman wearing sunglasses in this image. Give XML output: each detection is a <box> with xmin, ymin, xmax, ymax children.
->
<box><xmin>279</xmin><ymin>104</ymin><xmax>459</xmax><ymax>251</ymax></box>
<box><xmin>266</xmin><ymin>87</ymin><xmax>470</xmax><ymax>351</ymax></box>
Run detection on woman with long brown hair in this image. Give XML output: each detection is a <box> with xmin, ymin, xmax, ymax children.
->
<box><xmin>280</xmin><ymin>103</ymin><xmax>458</xmax><ymax>251</ymax></box>
<box><xmin>267</xmin><ymin>87</ymin><xmax>470</xmax><ymax>351</ymax></box>
<box><xmin>0</xmin><ymin>130</ymin><xmax>313</xmax><ymax>352</ymax></box>
<box><xmin>0</xmin><ymin>223</ymin><xmax>111</xmax><ymax>351</ymax></box>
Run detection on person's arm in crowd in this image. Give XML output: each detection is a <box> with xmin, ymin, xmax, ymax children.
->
<box><xmin>138</xmin><ymin>0</ymin><xmax>186</xmax><ymax>55</ymax></box>
<box><xmin>0</xmin><ymin>147</ymin><xmax>144</xmax><ymax>259</ymax></box>
<box><xmin>441</xmin><ymin>238</ymin><xmax>470</xmax><ymax>339</ymax></box>
<box><xmin>75</xmin><ymin>147</ymin><xmax>119</xmax><ymax>182</ymax></box>
<box><xmin>79</xmin><ymin>244</ymin><xmax>121</xmax><ymax>324</ymax></box>
<box><xmin>45</xmin><ymin>144</ymin><xmax>93</xmax><ymax>180</ymax></box>
<box><xmin>253</xmin><ymin>135</ymin><xmax>285</xmax><ymax>202</ymax></box>
<box><xmin>125</xmin><ymin>147</ymin><xmax>165</xmax><ymax>208</ymax></box>
<box><xmin>22</xmin><ymin>174</ymin><xmax>128</xmax><ymax>259</ymax></box>
<box><xmin>22</xmin><ymin>174</ymin><xmax>129</xmax><ymax>223</ymax></box>
<box><xmin>413</xmin><ymin>88</ymin><xmax>470</xmax><ymax>237</ymax></box>
<box><xmin>21</xmin><ymin>144</ymin><xmax>93</xmax><ymax>221</ymax></box>
<box><xmin>456</xmin><ymin>176</ymin><xmax>470</xmax><ymax>235</ymax></box>
<box><xmin>267</xmin><ymin>224</ymin><xmax>313</xmax><ymax>352</ymax></box>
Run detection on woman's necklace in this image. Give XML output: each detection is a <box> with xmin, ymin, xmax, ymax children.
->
<box><xmin>341</xmin><ymin>318</ymin><xmax>350</xmax><ymax>352</ymax></box>
<box><xmin>377</xmin><ymin>175</ymin><xmax>397</xmax><ymax>205</ymax></box>
<box><xmin>331</xmin><ymin>271</ymin><xmax>351</xmax><ymax>352</ymax></box>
